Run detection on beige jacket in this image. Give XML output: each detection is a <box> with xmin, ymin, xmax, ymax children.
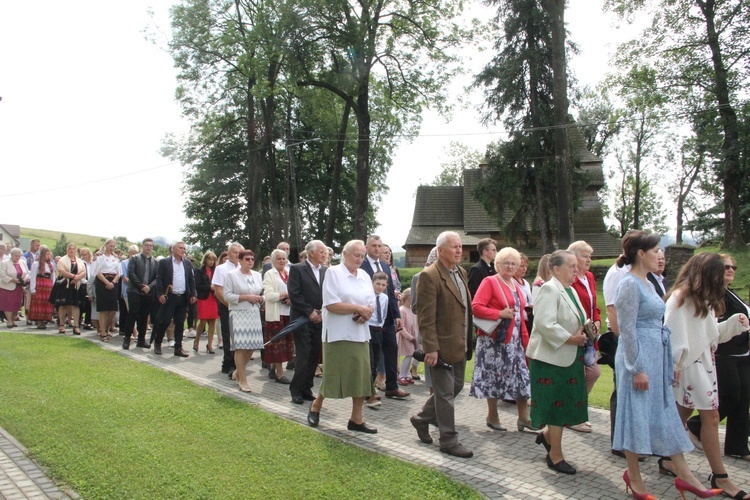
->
<box><xmin>0</xmin><ymin>259</ymin><xmax>29</xmax><ymax>292</ymax></box>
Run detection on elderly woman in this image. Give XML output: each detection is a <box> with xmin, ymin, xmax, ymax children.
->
<box><xmin>687</xmin><ymin>254</ymin><xmax>750</xmax><ymax>467</ymax></box>
<box><xmin>527</xmin><ymin>250</ymin><xmax>588</xmax><ymax>475</ymax></box>
<box><xmin>0</xmin><ymin>248</ymin><xmax>30</xmax><ymax>328</ymax></box>
<box><xmin>470</xmin><ymin>247</ymin><xmax>534</xmax><ymax>433</ymax></box>
<box><xmin>93</xmin><ymin>239</ymin><xmax>120</xmax><ymax>340</ymax></box>
<box><xmin>307</xmin><ymin>240</ymin><xmax>377</xmax><ymax>433</ymax></box>
<box><xmin>612</xmin><ymin>231</ymin><xmax>718</xmax><ymax>500</ymax></box>
<box><xmin>194</xmin><ymin>251</ymin><xmax>219</xmax><ymax>353</ymax></box>
<box><xmin>223</xmin><ymin>250</ymin><xmax>264</xmax><ymax>392</ymax></box>
<box><xmin>29</xmin><ymin>245</ymin><xmax>55</xmax><ymax>329</ymax></box>
<box><xmin>567</xmin><ymin>240</ymin><xmax>602</xmax><ymax>432</ymax></box>
<box><xmin>263</xmin><ymin>249</ymin><xmax>294</xmax><ymax>383</ymax></box>
<box><xmin>55</xmin><ymin>243</ymin><xmax>88</xmax><ymax>335</ymax></box>
<box><xmin>664</xmin><ymin>252</ymin><xmax>750</xmax><ymax>499</ymax></box>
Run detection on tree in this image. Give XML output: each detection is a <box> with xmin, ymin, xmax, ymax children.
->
<box><xmin>605</xmin><ymin>0</ymin><xmax>750</xmax><ymax>247</ymax></box>
<box><xmin>53</xmin><ymin>233</ymin><xmax>68</xmax><ymax>257</ymax></box>
<box><xmin>429</xmin><ymin>141</ymin><xmax>485</xmax><ymax>186</ymax></box>
<box><xmin>607</xmin><ymin>157</ymin><xmax>668</xmax><ymax>237</ymax></box>
<box><xmin>575</xmin><ymin>85</ymin><xmax>622</xmax><ymax>157</ymax></box>
<box><xmin>294</xmin><ymin>0</ymin><xmax>465</xmax><ymax>238</ymax></box>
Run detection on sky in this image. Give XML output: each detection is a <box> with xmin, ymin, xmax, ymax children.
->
<box><xmin>0</xmin><ymin>1</ymin><xmax>643</xmax><ymax>251</ymax></box>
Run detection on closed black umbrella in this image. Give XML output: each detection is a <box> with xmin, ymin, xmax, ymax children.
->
<box><xmin>264</xmin><ymin>315</ymin><xmax>309</xmax><ymax>346</ymax></box>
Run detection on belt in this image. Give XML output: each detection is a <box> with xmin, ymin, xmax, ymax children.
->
<box><xmin>369</xmin><ymin>326</ymin><xmax>383</xmax><ymax>332</ymax></box>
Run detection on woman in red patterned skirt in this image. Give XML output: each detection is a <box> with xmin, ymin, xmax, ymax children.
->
<box><xmin>262</xmin><ymin>248</ymin><xmax>294</xmax><ymax>383</ymax></box>
<box><xmin>29</xmin><ymin>245</ymin><xmax>55</xmax><ymax>328</ymax></box>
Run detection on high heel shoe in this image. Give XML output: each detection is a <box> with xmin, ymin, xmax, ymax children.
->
<box><xmin>674</xmin><ymin>477</ymin><xmax>723</xmax><ymax>499</ymax></box>
<box><xmin>206</xmin><ymin>344</ymin><xmax>215</xmax><ymax>354</ymax></box>
<box><xmin>709</xmin><ymin>472</ymin><xmax>747</xmax><ymax>499</ymax></box>
<box><xmin>193</xmin><ymin>341</ymin><xmax>199</xmax><ymax>352</ymax></box>
<box><xmin>623</xmin><ymin>470</ymin><xmax>656</xmax><ymax>500</ymax></box>
<box><xmin>658</xmin><ymin>457</ymin><xmax>676</xmax><ymax>477</ymax></box>
<box><xmin>517</xmin><ymin>419</ymin><xmax>540</xmax><ymax>432</ymax></box>
<box><xmin>535</xmin><ymin>431</ymin><xmax>551</xmax><ymax>452</ymax></box>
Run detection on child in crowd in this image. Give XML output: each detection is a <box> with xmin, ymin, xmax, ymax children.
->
<box><xmin>366</xmin><ymin>272</ymin><xmax>389</xmax><ymax>408</ymax></box>
<box><xmin>397</xmin><ymin>288</ymin><xmax>419</xmax><ymax>385</ymax></box>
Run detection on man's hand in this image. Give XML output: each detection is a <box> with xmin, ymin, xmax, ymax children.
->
<box><xmin>309</xmin><ymin>310</ymin><xmax>322</xmax><ymax>324</ymax></box>
<box><xmin>424</xmin><ymin>351</ymin><xmax>438</xmax><ymax>367</ymax></box>
<box><xmin>395</xmin><ymin>317</ymin><xmax>403</xmax><ymax>330</ymax></box>
<box><xmin>190</xmin><ymin>296</ymin><xmax>197</xmax><ymax>304</ymax></box>
<box><xmin>141</xmin><ymin>285</ymin><xmax>150</xmax><ymax>295</ymax></box>
<box><xmin>159</xmin><ymin>295</ymin><xmax>167</xmax><ymax>305</ymax></box>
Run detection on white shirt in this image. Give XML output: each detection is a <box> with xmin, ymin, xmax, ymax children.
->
<box><xmin>368</xmin><ymin>291</ymin><xmax>388</xmax><ymax>328</ymax></box>
<box><xmin>367</xmin><ymin>255</ymin><xmax>383</xmax><ymax>273</ymax></box>
<box><xmin>94</xmin><ymin>254</ymin><xmax>121</xmax><ymax>276</ymax></box>
<box><xmin>171</xmin><ymin>257</ymin><xmax>186</xmax><ymax>294</ymax></box>
<box><xmin>322</xmin><ymin>263</ymin><xmax>376</xmax><ymax>343</ymax></box>
<box><xmin>212</xmin><ymin>260</ymin><xmax>240</xmax><ymax>288</ymax></box>
<box><xmin>29</xmin><ymin>260</ymin><xmax>55</xmax><ymax>294</ymax></box>
<box><xmin>306</xmin><ymin>259</ymin><xmax>322</xmax><ymax>284</ymax></box>
<box><xmin>603</xmin><ymin>263</ymin><xmax>631</xmax><ymax>329</ymax></box>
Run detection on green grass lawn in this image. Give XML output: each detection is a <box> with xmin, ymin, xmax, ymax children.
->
<box><xmin>0</xmin><ymin>334</ymin><xmax>478</xmax><ymax>499</ymax></box>
<box><xmin>21</xmin><ymin>227</ymin><xmax>109</xmax><ymax>252</ymax></box>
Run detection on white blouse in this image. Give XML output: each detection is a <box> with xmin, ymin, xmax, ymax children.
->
<box><xmin>322</xmin><ymin>263</ymin><xmax>376</xmax><ymax>343</ymax></box>
<box><xmin>30</xmin><ymin>260</ymin><xmax>55</xmax><ymax>293</ymax></box>
<box><xmin>94</xmin><ymin>254</ymin><xmax>121</xmax><ymax>276</ymax></box>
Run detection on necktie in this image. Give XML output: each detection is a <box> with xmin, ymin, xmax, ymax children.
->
<box><xmin>143</xmin><ymin>257</ymin><xmax>150</xmax><ymax>285</ymax></box>
<box><xmin>375</xmin><ymin>260</ymin><xmax>382</xmax><ymax>272</ymax></box>
<box><xmin>376</xmin><ymin>295</ymin><xmax>382</xmax><ymax>323</ymax></box>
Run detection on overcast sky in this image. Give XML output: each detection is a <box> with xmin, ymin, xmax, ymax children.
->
<box><xmin>0</xmin><ymin>1</ymin><xmax>643</xmax><ymax>251</ymax></box>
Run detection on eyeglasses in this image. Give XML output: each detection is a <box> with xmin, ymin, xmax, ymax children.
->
<box><xmin>725</xmin><ymin>265</ymin><xmax>737</xmax><ymax>271</ymax></box>
<box><xmin>500</xmin><ymin>261</ymin><xmax>518</xmax><ymax>267</ymax></box>
<box><xmin>243</xmin><ymin>257</ymin><xmax>254</xmax><ymax>262</ymax></box>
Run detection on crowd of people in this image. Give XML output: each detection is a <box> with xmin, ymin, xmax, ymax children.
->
<box><xmin>2</xmin><ymin>231</ymin><xmax>750</xmax><ymax>498</ymax></box>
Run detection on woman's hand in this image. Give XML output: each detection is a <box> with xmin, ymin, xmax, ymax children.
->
<box><xmin>564</xmin><ymin>327</ymin><xmax>587</xmax><ymax>346</ymax></box>
<box><xmin>633</xmin><ymin>372</ymin><xmax>649</xmax><ymax>391</ymax></box>
<box><xmin>498</xmin><ymin>307</ymin><xmax>515</xmax><ymax>320</ymax></box>
<box><xmin>105</xmin><ymin>281</ymin><xmax>114</xmax><ymax>290</ymax></box>
<box><xmin>358</xmin><ymin>305</ymin><xmax>374</xmax><ymax>321</ymax></box>
<box><xmin>738</xmin><ymin>314</ymin><xmax>749</xmax><ymax>329</ymax></box>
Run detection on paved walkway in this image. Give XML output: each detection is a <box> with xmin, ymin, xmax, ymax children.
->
<box><xmin>4</xmin><ymin>326</ymin><xmax>750</xmax><ymax>499</ymax></box>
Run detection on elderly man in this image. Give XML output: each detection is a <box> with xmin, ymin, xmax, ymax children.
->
<box><xmin>288</xmin><ymin>240</ymin><xmax>327</xmax><ymax>404</ymax></box>
<box><xmin>467</xmin><ymin>238</ymin><xmax>497</xmax><ymax>298</ymax></box>
<box><xmin>410</xmin><ymin>231</ymin><xmax>473</xmax><ymax>458</ymax></box>
<box><xmin>152</xmin><ymin>242</ymin><xmax>197</xmax><ymax>357</ymax></box>
<box><xmin>213</xmin><ymin>242</ymin><xmax>243</xmax><ymax>374</ymax></box>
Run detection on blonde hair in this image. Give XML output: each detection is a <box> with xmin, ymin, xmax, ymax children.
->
<box><xmin>400</xmin><ymin>287</ymin><xmax>412</xmax><ymax>307</ymax></box>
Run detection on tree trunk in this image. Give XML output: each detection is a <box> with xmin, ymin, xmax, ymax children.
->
<box><xmin>697</xmin><ymin>0</ymin><xmax>744</xmax><ymax>247</ymax></box>
<box><xmin>353</xmin><ymin>85</ymin><xmax>371</xmax><ymax>240</ymax></box>
<box><xmin>544</xmin><ymin>0</ymin><xmax>573</xmax><ymax>247</ymax></box>
<box><xmin>246</xmin><ymin>84</ymin><xmax>264</xmax><ymax>257</ymax></box>
<box><xmin>325</xmin><ymin>101</ymin><xmax>351</xmax><ymax>247</ymax></box>
<box><xmin>633</xmin><ymin>114</ymin><xmax>645</xmax><ymax>230</ymax></box>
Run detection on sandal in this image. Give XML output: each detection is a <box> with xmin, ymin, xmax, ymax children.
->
<box><xmin>709</xmin><ymin>472</ymin><xmax>750</xmax><ymax>499</ymax></box>
<box><xmin>658</xmin><ymin>457</ymin><xmax>676</xmax><ymax>477</ymax></box>
<box><xmin>58</xmin><ymin>326</ymin><xmax>66</xmax><ymax>334</ymax></box>
<box><xmin>100</xmin><ymin>334</ymin><xmax>110</xmax><ymax>342</ymax></box>
<box><xmin>73</xmin><ymin>328</ymin><xmax>81</xmax><ymax>335</ymax></box>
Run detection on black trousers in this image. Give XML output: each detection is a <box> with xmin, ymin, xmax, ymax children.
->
<box><xmin>187</xmin><ymin>301</ymin><xmax>196</xmax><ymax>330</ymax></box>
<box><xmin>382</xmin><ymin>321</ymin><xmax>399</xmax><ymax>392</ymax></box>
<box><xmin>687</xmin><ymin>355</ymin><xmax>750</xmax><ymax>456</ymax></box>
<box><xmin>219</xmin><ymin>302</ymin><xmax>234</xmax><ymax>372</ymax></box>
<box><xmin>290</xmin><ymin>322</ymin><xmax>321</xmax><ymax>398</ymax></box>
<box><xmin>126</xmin><ymin>292</ymin><xmax>152</xmax><ymax>344</ymax></box>
<box><xmin>369</xmin><ymin>326</ymin><xmax>383</xmax><ymax>382</ymax></box>
<box><xmin>118</xmin><ymin>296</ymin><xmax>129</xmax><ymax>333</ymax></box>
<box><xmin>152</xmin><ymin>293</ymin><xmax>188</xmax><ymax>350</ymax></box>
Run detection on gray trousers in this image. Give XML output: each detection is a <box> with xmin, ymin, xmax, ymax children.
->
<box><xmin>416</xmin><ymin>359</ymin><xmax>466</xmax><ymax>447</ymax></box>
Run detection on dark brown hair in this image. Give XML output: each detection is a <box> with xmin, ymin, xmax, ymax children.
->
<box><xmin>239</xmin><ymin>250</ymin><xmax>255</xmax><ymax>261</ymax></box>
<box><xmin>616</xmin><ymin>230</ymin><xmax>661</xmax><ymax>268</ymax></box>
<box><xmin>666</xmin><ymin>252</ymin><xmax>726</xmax><ymax>318</ymax></box>
<box><xmin>477</xmin><ymin>238</ymin><xmax>497</xmax><ymax>254</ymax></box>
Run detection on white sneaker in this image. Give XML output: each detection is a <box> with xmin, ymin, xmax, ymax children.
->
<box><xmin>168</xmin><ymin>340</ymin><xmax>175</xmax><ymax>347</ymax></box>
<box><xmin>202</xmin><ymin>331</ymin><xmax>207</xmax><ymax>337</ymax></box>
<box><xmin>186</xmin><ymin>329</ymin><xmax>196</xmax><ymax>338</ymax></box>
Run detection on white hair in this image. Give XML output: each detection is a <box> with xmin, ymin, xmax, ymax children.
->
<box><xmin>436</xmin><ymin>231</ymin><xmax>459</xmax><ymax>248</ymax></box>
<box><xmin>270</xmin><ymin>248</ymin><xmax>287</xmax><ymax>261</ymax></box>
<box><xmin>305</xmin><ymin>240</ymin><xmax>325</xmax><ymax>253</ymax></box>
<box><xmin>343</xmin><ymin>239</ymin><xmax>365</xmax><ymax>254</ymax></box>
<box><xmin>228</xmin><ymin>242</ymin><xmax>244</xmax><ymax>251</ymax></box>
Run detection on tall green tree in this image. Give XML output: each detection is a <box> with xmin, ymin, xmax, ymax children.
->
<box><xmin>605</xmin><ymin>0</ymin><xmax>750</xmax><ymax>247</ymax></box>
<box><xmin>294</xmin><ymin>0</ymin><xmax>465</xmax><ymax>239</ymax></box>
<box><xmin>429</xmin><ymin>141</ymin><xmax>485</xmax><ymax>187</ymax></box>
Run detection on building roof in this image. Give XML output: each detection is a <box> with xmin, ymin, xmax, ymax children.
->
<box><xmin>0</xmin><ymin>224</ymin><xmax>21</xmax><ymax>239</ymax></box>
<box><xmin>410</xmin><ymin>186</ymin><xmax>463</xmax><ymax>226</ymax></box>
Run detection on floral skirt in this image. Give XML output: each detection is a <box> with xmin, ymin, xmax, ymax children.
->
<box><xmin>29</xmin><ymin>276</ymin><xmax>54</xmax><ymax>321</ymax></box>
<box><xmin>263</xmin><ymin>316</ymin><xmax>294</xmax><ymax>363</ymax></box>
<box><xmin>470</xmin><ymin>332</ymin><xmax>530</xmax><ymax>401</ymax></box>
<box><xmin>529</xmin><ymin>348</ymin><xmax>588</xmax><ymax>427</ymax></box>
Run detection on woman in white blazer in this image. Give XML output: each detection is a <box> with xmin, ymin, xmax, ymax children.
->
<box><xmin>527</xmin><ymin>250</ymin><xmax>588</xmax><ymax>475</ymax></box>
<box><xmin>263</xmin><ymin>249</ymin><xmax>294</xmax><ymax>384</ymax></box>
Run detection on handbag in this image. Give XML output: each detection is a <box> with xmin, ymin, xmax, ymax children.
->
<box><xmin>473</xmin><ymin>276</ymin><xmax>513</xmax><ymax>343</ymax></box>
<box><xmin>582</xmin><ymin>320</ymin><xmax>598</xmax><ymax>343</ymax></box>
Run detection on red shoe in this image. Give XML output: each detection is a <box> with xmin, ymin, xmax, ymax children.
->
<box><xmin>623</xmin><ymin>471</ymin><xmax>655</xmax><ymax>500</ymax></box>
<box><xmin>397</xmin><ymin>377</ymin><xmax>409</xmax><ymax>386</ymax></box>
<box><xmin>674</xmin><ymin>478</ymin><xmax>722</xmax><ymax>499</ymax></box>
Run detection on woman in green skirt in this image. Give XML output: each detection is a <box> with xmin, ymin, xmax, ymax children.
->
<box><xmin>525</xmin><ymin>250</ymin><xmax>589</xmax><ymax>474</ymax></box>
<box><xmin>307</xmin><ymin>240</ymin><xmax>377</xmax><ymax>433</ymax></box>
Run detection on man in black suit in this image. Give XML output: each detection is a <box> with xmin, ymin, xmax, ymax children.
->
<box><xmin>123</xmin><ymin>238</ymin><xmax>157</xmax><ymax>350</ymax></box>
<box><xmin>152</xmin><ymin>241</ymin><xmax>197</xmax><ymax>357</ymax></box>
<box><xmin>287</xmin><ymin>240</ymin><xmax>327</xmax><ymax>404</ymax></box>
<box><xmin>467</xmin><ymin>238</ymin><xmax>497</xmax><ymax>298</ymax></box>
<box><xmin>647</xmin><ymin>248</ymin><xmax>667</xmax><ymax>297</ymax></box>
<box><xmin>361</xmin><ymin>235</ymin><xmax>409</xmax><ymax>399</ymax></box>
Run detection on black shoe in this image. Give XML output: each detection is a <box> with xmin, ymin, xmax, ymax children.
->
<box><xmin>307</xmin><ymin>404</ymin><xmax>320</xmax><ymax>427</ymax></box>
<box><xmin>440</xmin><ymin>443</ymin><xmax>473</xmax><ymax>458</ymax></box>
<box><xmin>536</xmin><ymin>432</ymin><xmax>551</xmax><ymax>452</ymax></box>
<box><xmin>174</xmin><ymin>349</ymin><xmax>189</xmax><ymax>358</ymax></box>
<box><xmin>286</xmin><ymin>360</ymin><xmax>295</xmax><ymax>370</ymax></box>
<box><xmin>136</xmin><ymin>341</ymin><xmax>150</xmax><ymax>349</ymax></box>
<box><xmin>410</xmin><ymin>416</ymin><xmax>433</xmax><ymax>444</ymax></box>
<box><xmin>302</xmin><ymin>392</ymin><xmax>315</xmax><ymax>402</ymax></box>
<box><xmin>291</xmin><ymin>395</ymin><xmax>304</xmax><ymax>405</ymax></box>
<box><xmin>268</xmin><ymin>370</ymin><xmax>277</xmax><ymax>380</ymax></box>
<box><xmin>154</xmin><ymin>345</ymin><xmax>162</xmax><ymax>355</ymax></box>
<box><xmin>546</xmin><ymin>454</ymin><xmax>576</xmax><ymax>474</ymax></box>
<box><xmin>227</xmin><ymin>370</ymin><xmax>235</xmax><ymax>380</ymax></box>
<box><xmin>347</xmin><ymin>420</ymin><xmax>377</xmax><ymax>434</ymax></box>
<box><xmin>611</xmin><ymin>449</ymin><xmax>646</xmax><ymax>462</ymax></box>
<box><xmin>122</xmin><ymin>338</ymin><xmax>130</xmax><ymax>350</ymax></box>
<box><xmin>275</xmin><ymin>376</ymin><xmax>291</xmax><ymax>385</ymax></box>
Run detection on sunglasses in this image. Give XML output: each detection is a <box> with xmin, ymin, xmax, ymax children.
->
<box><xmin>243</xmin><ymin>257</ymin><xmax>254</xmax><ymax>262</ymax></box>
<box><xmin>725</xmin><ymin>265</ymin><xmax>738</xmax><ymax>271</ymax></box>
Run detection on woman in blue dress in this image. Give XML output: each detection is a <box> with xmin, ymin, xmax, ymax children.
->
<box><xmin>613</xmin><ymin>230</ymin><xmax>721</xmax><ymax>500</ymax></box>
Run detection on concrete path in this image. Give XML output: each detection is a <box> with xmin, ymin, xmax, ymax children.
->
<box><xmin>5</xmin><ymin>325</ymin><xmax>750</xmax><ymax>499</ymax></box>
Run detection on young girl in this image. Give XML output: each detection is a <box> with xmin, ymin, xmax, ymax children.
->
<box><xmin>397</xmin><ymin>288</ymin><xmax>419</xmax><ymax>385</ymax></box>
